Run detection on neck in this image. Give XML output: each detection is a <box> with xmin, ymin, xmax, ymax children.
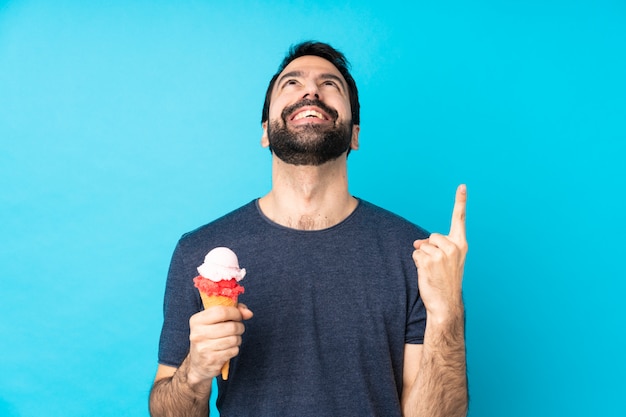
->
<box><xmin>258</xmin><ymin>155</ymin><xmax>357</xmax><ymax>230</ymax></box>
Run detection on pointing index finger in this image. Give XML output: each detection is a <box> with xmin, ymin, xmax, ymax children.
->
<box><xmin>449</xmin><ymin>184</ymin><xmax>467</xmax><ymax>240</ymax></box>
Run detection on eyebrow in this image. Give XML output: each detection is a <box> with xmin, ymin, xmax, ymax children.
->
<box><xmin>277</xmin><ymin>70</ymin><xmax>347</xmax><ymax>92</ymax></box>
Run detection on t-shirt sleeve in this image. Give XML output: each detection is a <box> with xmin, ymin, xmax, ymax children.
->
<box><xmin>404</xmin><ymin>225</ymin><xmax>429</xmax><ymax>345</ymax></box>
<box><xmin>405</xmin><ymin>288</ymin><xmax>427</xmax><ymax>344</ymax></box>
<box><xmin>157</xmin><ymin>239</ymin><xmax>202</xmax><ymax>367</ymax></box>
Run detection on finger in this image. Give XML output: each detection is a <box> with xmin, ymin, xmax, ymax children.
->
<box><xmin>191</xmin><ymin>319</ymin><xmax>245</xmax><ymax>341</ymax></box>
<box><xmin>193</xmin><ymin>337</ymin><xmax>241</xmax><ymax>366</ymax></box>
<box><xmin>194</xmin><ymin>305</ymin><xmax>243</xmax><ymax>325</ymax></box>
<box><xmin>428</xmin><ymin>233</ymin><xmax>457</xmax><ymax>255</ymax></box>
<box><xmin>412</xmin><ymin>248</ymin><xmax>430</xmax><ymax>270</ymax></box>
<box><xmin>412</xmin><ymin>249</ymin><xmax>425</xmax><ymax>268</ymax></box>
<box><xmin>413</xmin><ymin>238</ymin><xmax>428</xmax><ymax>249</ymax></box>
<box><xmin>416</xmin><ymin>242</ymin><xmax>443</xmax><ymax>258</ymax></box>
<box><xmin>449</xmin><ymin>184</ymin><xmax>467</xmax><ymax>241</ymax></box>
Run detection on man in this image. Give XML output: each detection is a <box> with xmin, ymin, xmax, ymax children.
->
<box><xmin>150</xmin><ymin>41</ymin><xmax>468</xmax><ymax>417</ymax></box>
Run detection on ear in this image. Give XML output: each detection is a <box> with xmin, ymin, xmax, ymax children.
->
<box><xmin>350</xmin><ymin>125</ymin><xmax>360</xmax><ymax>150</ymax></box>
<box><xmin>261</xmin><ymin>121</ymin><xmax>269</xmax><ymax>148</ymax></box>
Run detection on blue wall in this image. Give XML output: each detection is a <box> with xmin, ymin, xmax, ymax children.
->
<box><xmin>1</xmin><ymin>1</ymin><xmax>624</xmax><ymax>416</ymax></box>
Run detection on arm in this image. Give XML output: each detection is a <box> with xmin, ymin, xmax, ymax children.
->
<box><xmin>402</xmin><ymin>312</ymin><xmax>467</xmax><ymax>416</ymax></box>
<box><xmin>149</xmin><ymin>361</ymin><xmax>211</xmax><ymax>417</ymax></box>
<box><xmin>402</xmin><ymin>185</ymin><xmax>469</xmax><ymax>417</ymax></box>
<box><xmin>149</xmin><ymin>304</ymin><xmax>253</xmax><ymax>417</ymax></box>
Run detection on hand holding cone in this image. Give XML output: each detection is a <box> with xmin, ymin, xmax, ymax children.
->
<box><xmin>198</xmin><ymin>293</ymin><xmax>238</xmax><ymax>379</ymax></box>
<box><xmin>193</xmin><ymin>247</ymin><xmax>246</xmax><ymax>381</ymax></box>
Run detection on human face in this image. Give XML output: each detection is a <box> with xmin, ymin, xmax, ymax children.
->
<box><xmin>262</xmin><ymin>56</ymin><xmax>360</xmax><ymax>165</ymax></box>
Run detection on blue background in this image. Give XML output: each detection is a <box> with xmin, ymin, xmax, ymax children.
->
<box><xmin>1</xmin><ymin>1</ymin><xmax>625</xmax><ymax>416</ymax></box>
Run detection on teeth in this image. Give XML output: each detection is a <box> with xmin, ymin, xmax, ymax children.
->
<box><xmin>293</xmin><ymin>110</ymin><xmax>325</xmax><ymax>120</ymax></box>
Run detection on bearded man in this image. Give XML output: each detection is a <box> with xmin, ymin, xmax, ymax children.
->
<box><xmin>150</xmin><ymin>41</ymin><xmax>469</xmax><ymax>417</ymax></box>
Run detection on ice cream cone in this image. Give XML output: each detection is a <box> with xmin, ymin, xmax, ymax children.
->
<box><xmin>194</xmin><ymin>247</ymin><xmax>246</xmax><ymax>381</ymax></box>
<box><xmin>200</xmin><ymin>293</ymin><xmax>237</xmax><ymax>380</ymax></box>
<box><xmin>200</xmin><ymin>293</ymin><xmax>237</xmax><ymax>308</ymax></box>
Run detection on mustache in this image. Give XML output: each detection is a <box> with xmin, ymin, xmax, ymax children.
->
<box><xmin>281</xmin><ymin>99</ymin><xmax>339</xmax><ymax>122</ymax></box>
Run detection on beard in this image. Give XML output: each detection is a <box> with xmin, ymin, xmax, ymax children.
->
<box><xmin>267</xmin><ymin>99</ymin><xmax>353</xmax><ymax>166</ymax></box>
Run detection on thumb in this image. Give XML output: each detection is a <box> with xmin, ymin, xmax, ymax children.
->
<box><xmin>238</xmin><ymin>303</ymin><xmax>254</xmax><ymax>320</ymax></box>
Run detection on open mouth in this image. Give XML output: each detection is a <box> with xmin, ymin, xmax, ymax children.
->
<box><xmin>282</xmin><ymin>99</ymin><xmax>338</xmax><ymax>125</ymax></box>
<box><xmin>292</xmin><ymin>109</ymin><xmax>327</xmax><ymax>121</ymax></box>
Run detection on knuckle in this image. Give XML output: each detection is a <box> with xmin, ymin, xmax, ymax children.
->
<box><xmin>220</xmin><ymin>335</ymin><xmax>239</xmax><ymax>350</ymax></box>
<box><xmin>227</xmin><ymin>321</ymin><xmax>244</xmax><ymax>335</ymax></box>
<box><xmin>221</xmin><ymin>343</ymin><xmax>240</xmax><ymax>358</ymax></box>
<box><xmin>190</xmin><ymin>330</ymin><xmax>209</xmax><ymax>346</ymax></box>
<box><xmin>429</xmin><ymin>233</ymin><xmax>444</xmax><ymax>245</ymax></box>
<box><xmin>189</xmin><ymin>312</ymin><xmax>202</xmax><ymax>327</ymax></box>
<box><xmin>231</xmin><ymin>345</ymin><xmax>240</xmax><ymax>356</ymax></box>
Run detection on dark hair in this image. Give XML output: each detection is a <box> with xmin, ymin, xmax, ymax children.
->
<box><xmin>261</xmin><ymin>41</ymin><xmax>360</xmax><ymax>125</ymax></box>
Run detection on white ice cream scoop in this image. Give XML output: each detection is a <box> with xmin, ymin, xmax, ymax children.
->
<box><xmin>197</xmin><ymin>247</ymin><xmax>246</xmax><ymax>282</ymax></box>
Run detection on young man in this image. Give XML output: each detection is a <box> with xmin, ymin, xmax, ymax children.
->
<box><xmin>150</xmin><ymin>41</ymin><xmax>468</xmax><ymax>417</ymax></box>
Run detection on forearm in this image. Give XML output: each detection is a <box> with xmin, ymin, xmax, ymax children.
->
<box><xmin>149</xmin><ymin>357</ymin><xmax>212</xmax><ymax>417</ymax></box>
<box><xmin>403</xmin><ymin>309</ymin><xmax>468</xmax><ymax>417</ymax></box>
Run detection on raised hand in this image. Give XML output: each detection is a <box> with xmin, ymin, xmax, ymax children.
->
<box><xmin>412</xmin><ymin>185</ymin><xmax>468</xmax><ymax>320</ymax></box>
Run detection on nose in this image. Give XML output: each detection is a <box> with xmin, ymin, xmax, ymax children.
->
<box><xmin>302</xmin><ymin>82</ymin><xmax>320</xmax><ymax>100</ymax></box>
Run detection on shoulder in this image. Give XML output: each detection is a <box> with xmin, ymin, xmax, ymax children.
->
<box><xmin>168</xmin><ymin>200</ymin><xmax>264</xmax><ymax>266</ymax></box>
<box><xmin>178</xmin><ymin>200</ymin><xmax>259</xmax><ymax>246</ymax></box>
<box><xmin>355</xmin><ymin>199</ymin><xmax>430</xmax><ymax>240</ymax></box>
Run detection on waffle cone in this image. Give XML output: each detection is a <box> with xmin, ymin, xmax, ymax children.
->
<box><xmin>200</xmin><ymin>293</ymin><xmax>237</xmax><ymax>308</ymax></box>
<box><xmin>199</xmin><ymin>292</ymin><xmax>238</xmax><ymax>380</ymax></box>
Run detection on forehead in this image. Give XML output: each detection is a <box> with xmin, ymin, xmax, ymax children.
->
<box><xmin>275</xmin><ymin>55</ymin><xmax>346</xmax><ymax>87</ymax></box>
